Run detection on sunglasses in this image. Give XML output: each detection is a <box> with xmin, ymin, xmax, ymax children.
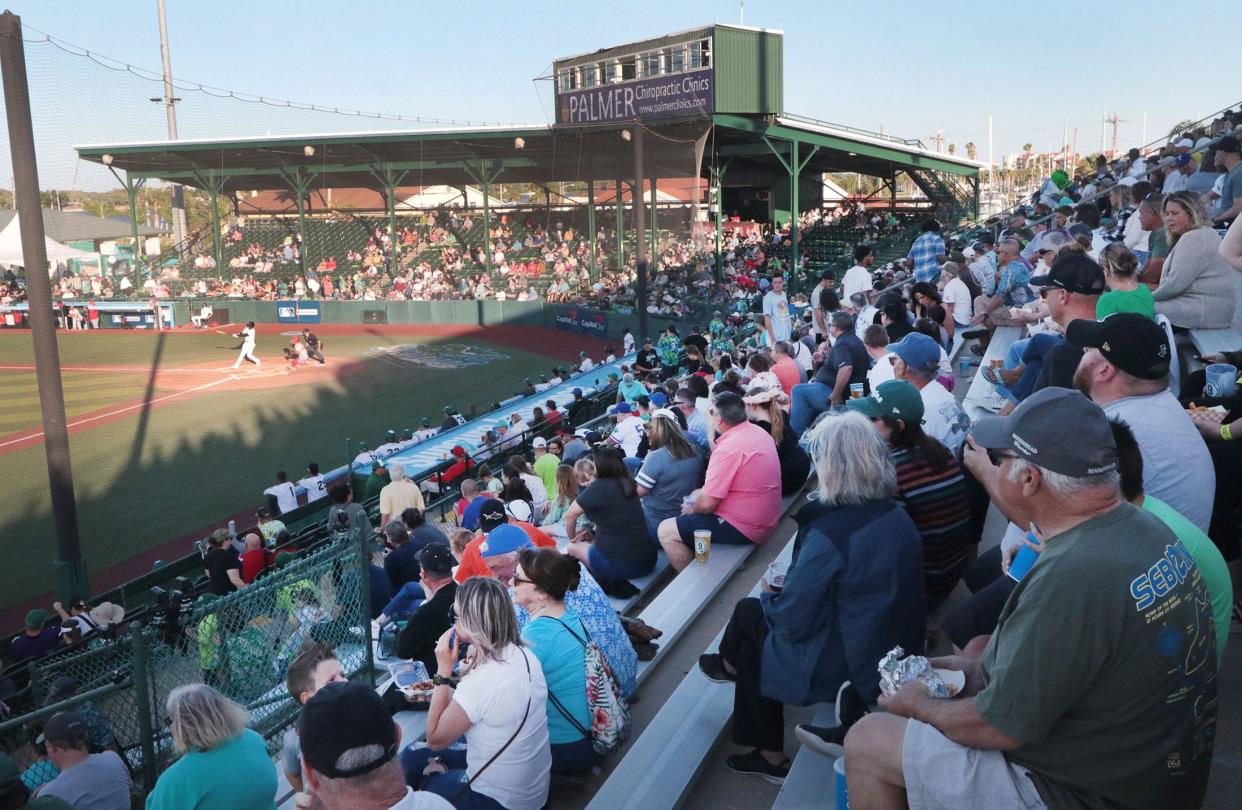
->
<box><xmin>987</xmin><ymin>448</ymin><xmax>1018</xmax><ymax>466</ymax></box>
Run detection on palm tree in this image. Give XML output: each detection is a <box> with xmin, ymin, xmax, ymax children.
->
<box><xmin>947</xmin><ymin>143</ymin><xmax>956</xmax><ymax>156</ymax></box>
<box><xmin>1167</xmin><ymin>119</ymin><xmax>1197</xmax><ymax>141</ymax></box>
<box><xmin>1022</xmin><ymin>142</ymin><xmax>1033</xmax><ymax>154</ymax></box>
<box><xmin>965</xmin><ymin>142</ymin><xmax>977</xmax><ymax>160</ymax></box>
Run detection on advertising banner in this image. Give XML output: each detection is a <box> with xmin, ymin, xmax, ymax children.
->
<box><xmin>556</xmin><ymin>68</ymin><xmax>713</xmax><ymax>125</ymax></box>
<box><xmin>554</xmin><ymin>305</ymin><xmax>607</xmax><ymax>337</ymax></box>
<box><xmin>276</xmin><ymin>300</ymin><xmax>321</xmax><ymax>324</ymax></box>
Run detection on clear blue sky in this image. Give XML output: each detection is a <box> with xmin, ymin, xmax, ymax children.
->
<box><xmin>8</xmin><ymin>0</ymin><xmax>1240</xmax><ymax>163</ymax></box>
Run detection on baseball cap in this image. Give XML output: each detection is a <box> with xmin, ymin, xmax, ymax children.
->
<box><xmin>972</xmin><ymin>387</ymin><xmax>1117</xmax><ymax>477</ymax></box>
<box><xmin>26</xmin><ymin>609</ymin><xmax>50</xmax><ymax>631</ymax></box>
<box><xmin>1029</xmin><ymin>254</ymin><xmax>1106</xmax><ymax>295</ymax></box>
<box><xmin>420</xmin><ymin>417</ymin><xmax>430</xmax><ymax>426</ymax></box>
<box><xmin>649</xmin><ymin>407</ymin><xmax>679</xmax><ymax>423</ymax></box>
<box><xmin>1175</xmin><ymin>138</ymin><xmax>1194</xmax><ymax>149</ymax></box>
<box><xmin>847</xmin><ymin>380</ymin><xmax>925</xmax><ymax>423</ymax></box>
<box><xmin>885</xmin><ymin>333</ymin><xmax>941</xmax><ymax>374</ymax></box>
<box><xmin>300</xmin><ymin>682</ymin><xmax>398</xmax><ymax>779</ymax></box>
<box><xmin>477</xmin><ymin>498</ymin><xmax>508</xmax><ymax>532</ymax></box>
<box><xmin>449</xmin><ymin>445</ymin><xmax>467</xmax><ymax>458</ymax></box>
<box><xmin>572</xmin><ymin>387</ymin><xmax>583</xmax><ymax>396</ymax></box>
<box><xmin>504</xmin><ymin>499</ymin><xmax>534</xmax><ymax>523</ymax></box>
<box><xmin>43</xmin><ymin>712</ymin><xmax>89</xmax><ymax>747</ymax></box>
<box><xmin>532</xmin><ymin>436</ymin><xmax>547</xmax><ymax>448</ymax></box>
<box><xmin>1217</xmin><ymin>135</ymin><xmax>1241</xmax><ymax>154</ymax></box>
<box><xmin>1065</xmin><ymin>313</ymin><xmax>1171</xmax><ymax>380</ymax></box>
<box><xmin>650</xmin><ymin>391</ymin><xmax>669</xmax><ymax>408</ymax></box>
<box><xmin>416</xmin><ymin>544</ymin><xmax>456</xmax><ymax>578</ymax></box>
<box><xmin>47</xmin><ymin>676</ymin><xmax>79</xmax><ymax>702</ymax></box>
<box><xmin>608</xmin><ymin>402</ymin><xmax>633</xmax><ymax>415</ymax></box>
<box><xmin>974</xmin><ymin>232</ymin><xmax>996</xmax><ymax>245</ymax></box>
<box><xmin>1173</xmin><ymin>154</ymin><xmax>1192</xmax><ymax>167</ymax></box>
<box><xmin>479</xmin><ymin>524</ymin><xmax>531</xmax><ymax>557</ymax></box>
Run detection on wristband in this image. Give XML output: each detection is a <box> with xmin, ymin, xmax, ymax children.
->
<box><xmin>1223</xmin><ymin>423</ymin><xmax>1234</xmax><ymax>441</ymax></box>
<box><xmin>432</xmin><ymin>674</ymin><xmax>458</xmax><ymax>689</ymax></box>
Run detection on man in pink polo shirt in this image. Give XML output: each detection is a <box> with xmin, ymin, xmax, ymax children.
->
<box><xmin>658</xmin><ymin>390</ymin><xmax>782</xmax><ymax>571</ymax></box>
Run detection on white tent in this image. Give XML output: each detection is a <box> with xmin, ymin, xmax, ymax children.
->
<box><xmin>0</xmin><ymin>212</ymin><xmax>95</xmax><ymax>268</ymax></box>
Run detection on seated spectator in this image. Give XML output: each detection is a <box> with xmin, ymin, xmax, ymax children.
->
<box><xmin>455</xmin><ymin>479</ymin><xmax>480</xmax><ymax>521</ymax></box>
<box><xmin>605</xmin><ymin>402</ymin><xmax>645</xmax><ymax>458</ymax></box>
<box><xmin>790</xmin><ymin>311</ymin><xmax>869</xmax><ymax>433</ymax></box>
<box><xmin>1096</xmin><ymin>242</ymin><xmax>1154</xmax><ymax>319</ymax></box>
<box><xmin>420</xmin><ymin>446</ymin><xmax>475</xmax><ymax>495</ymax></box>
<box><xmin>844</xmin><ymin>388</ymin><xmax>1216</xmax><ymax>809</ymax></box>
<box><xmin>448</xmin><ymin>528</ymin><xmax>472</xmax><ymax>562</ymax></box>
<box><xmin>887</xmin><ymin>333</ymin><xmax>970</xmax><ymax>458</ymax></box>
<box><xmin>972</xmin><ymin>236</ymin><xmax>1035</xmax><ymax>328</ymax></box>
<box><xmin>742</xmin><ymin>377</ymin><xmax>809</xmax><ymax>496</ymax></box>
<box><xmin>454</xmin><ymin>500</ymin><xmax>557</xmax><ymax>583</ymax></box>
<box><xmin>34</xmin><ymin>712</ymin><xmax>131</xmax><ymax>810</ymax></box>
<box><xmin>938</xmin><ymin>261</ymin><xmax>978</xmax><ymax>332</ymax></box>
<box><xmin>507</xmin><ymin>457</ymin><xmax>549</xmax><ymax>522</ymax></box>
<box><xmin>1068</xmin><ymin>313</ymin><xmax>1215</xmax><ymax>531</ymax></box>
<box><xmin>280</xmin><ymin>644</ymin><xmax>347</xmax><ymax>793</ymax></box>
<box><xmin>43</xmin><ymin>677</ymin><xmax>115</xmax><ymax>753</ymax></box>
<box><xmin>401</xmin><ymin>507</ymin><xmax>449</xmax><ymax>550</ymax></box>
<box><xmin>382</xmin><ymin>521</ymin><xmax>421</xmax><ymax>593</ymax></box>
<box><xmin>636</xmin><ymin>411</ymin><xmax>706</xmax><ymax>539</ymax></box>
<box><xmin>659</xmin><ymin>391</ymin><xmax>781</xmax><ymax>571</ymax></box>
<box><xmin>1153</xmin><ymin>190</ymin><xmax>1237</xmax><ymax>328</ymax></box>
<box><xmin>400</xmin><ymin>578</ymin><xmax>551</xmax><ymax>810</ymax></box>
<box><xmin>769</xmin><ymin>342</ymin><xmax>803</xmax><ymax>394</ymax></box>
<box><xmin>203</xmin><ymin>528</ymin><xmax>245</xmax><ymax>596</ymax></box>
<box><xmin>511</xmin><ymin>550</ymin><xmax>599</xmax><ymax>776</ymax></box>
<box><xmin>145</xmin><ymin>684</ymin><xmax>277</xmax><ymax>810</ymax></box>
<box><xmin>849</xmin><ymin>380</ymin><xmax>973</xmax><ymax>610</ymax></box>
<box><xmin>298</xmin><ymin>682</ymin><xmax>452</xmax><ymax>810</ymax></box>
<box><xmin>255</xmin><ymin>507</ymin><xmax>287</xmax><ymax>546</ymax></box>
<box><xmin>617</xmin><ymin>373</ymin><xmax>646</xmax><ymax>403</ymax></box>
<box><xmin>541</xmin><ymin>465</ymin><xmax>578</xmax><ymax>534</ymax></box>
<box><xmin>239</xmin><ymin>533</ymin><xmax>273</xmax><ymax>584</ymax></box>
<box><xmin>393</xmin><ymin>545</ymin><xmax>459</xmax><ymax>684</ymax></box>
<box><xmin>379</xmin><ymin>464</ymin><xmax>425</xmax><ymax>529</ymax></box>
<box><xmin>10</xmin><ymin>609</ymin><xmax>60</xmax><ymax>664</ymax></box>
<box><xmin>698</xmin><ymin>412</ymin><xmax>925</xmax><ymax>782</ymax></box>
<box><xmin>564</xmin><ymin>447</ymin><xmax>656</xmax><ymax>591</ymax></box>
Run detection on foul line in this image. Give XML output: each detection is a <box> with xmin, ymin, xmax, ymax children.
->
<box><xmin>0</xmin><ymin>376</ymin><xmax>233</xmax><ymax>451</ymax></box>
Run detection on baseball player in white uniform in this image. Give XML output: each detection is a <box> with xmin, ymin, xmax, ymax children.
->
<box><xmin>231</xmin><ymin>321</ymin><xmax>260</xmax><ymax>368</ymax></box>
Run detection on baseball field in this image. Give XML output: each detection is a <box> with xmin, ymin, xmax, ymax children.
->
<box><xmin>0</xmin><ymin>322</ymin><xmax>607</xmax><ymax>624</ymax></box>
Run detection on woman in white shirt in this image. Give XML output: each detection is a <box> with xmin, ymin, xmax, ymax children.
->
<box><xmin>936</xmin><ymin>261</ymin><xmax>975</xmax><ymax>332</ymax></box>
<box><xmin>508</xmin><ymin>456</ymin><xmax>549</xmax><ymax>522</ymax></box>
<box><xmin>403</xmin><ymin>576</ymin><xmax>552</xmax><ymax>810</ymax></box>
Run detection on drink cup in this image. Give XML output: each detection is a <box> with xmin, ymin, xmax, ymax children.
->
<box><xmin>693</xmin><ymin>530</ymin><xmax>712</xmax><ymax>564</ymax></box>
<box><xmin>682</xmin><ymin>495</ymin><xmax>696</xmax><ymax>513</ymax></box>
<box><xmin>1204</xmin><ymin>364</ymin><xmax>1238</xmax><ymax>398</ymax></box>
<box><xmin>835</xmin><ymin>757</ymin><xmax>849</xmax><ymax>809</ymax></box>
<box><xmin>990</xmin><ymin>358</ymin><xmax>1003</xmax><ymax>370</ymax></box>
<box><xmin>849</xmin><ymin>382</ymin><xmax>864</xmax><ymax>399</ymax></box>
<box><xmin>1007</xmin><ymin>535</ymin><xmax>1041</xmax><ymax>582</ymax></box>
<box><xmin>766</xmin><ymin>559</ymin><xmax>788</xmax><ymax>591</ymax></box>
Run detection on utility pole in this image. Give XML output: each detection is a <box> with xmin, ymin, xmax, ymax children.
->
<box><xmin>929</xmin><ymin>130</ymin><xmax>944</xmax><ymax>152</ymax></box>
<box><xmin>987</xmin><ymin>114</ymin><xmax>993</xmax><ymax>190</ymax></box>
<box><xmin>0</xmin><ymin>10</ymin><xmax>86</xmax><ymax>601</ymax></box>
<box><xmin>1107</xmin><ymin>113</ymin><xmax>1121</xmax><ymax>157</ymax></box>
<box><xmin>155</xmin><ymin>0</ymin><xmax>186</xmax><ymax>249</ymax></box>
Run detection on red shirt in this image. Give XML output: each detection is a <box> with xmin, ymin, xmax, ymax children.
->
<box><xmin>240</xmin><ymin>548</ymin><xmax>274</xmax><ymax>583</ymax></box>
<box><xmin>454</xmin><ymin>521</ymin><xmax>556</xmax><ymax>583</ymax></box>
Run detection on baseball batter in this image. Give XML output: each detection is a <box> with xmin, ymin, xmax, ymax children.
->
<box><xmin>231</xmin><ymin>321</ymin><xmax>260</xmax><ymax>369</ymax></box>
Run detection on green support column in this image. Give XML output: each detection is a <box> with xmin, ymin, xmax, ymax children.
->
<box><xmin>278</xmin><ymin>167</ymin><xmax>315</xmax><ymax>277</ymax></box>
<box><xmin>191</xmin><ymin>169</ymin><xmax>225</xmax><ymax>272</ymax></box>
<box><xmin>587</xmin><ymin>179</ymin><xmax>597</xmax><ymax>281</ymax></box>
<box><xmin>712</xmin><ymin>159</ymin><xmax>732</xmax><ymax>285</ymax></box>
<box><xmin>649</xmin><ymin>178</ymin><xmax>657</xmax><ymax>265</ymax></box>
<box><xmin>615</xmin><ymin>175</ymin><xmax>625</xmax><ymax>271</ymax></box>
<box><xmin>121</xmin><ymin>173</ymin><xmax>147</xmax><ymax>275</ymax></box>
<box><xmin>464</xmin><ymin>159</ymin><xmax>505</xmax><ymax>282</ymax></box>
<box><xmin>371</xmin><ymin>164</ymin><xmax>411</xmax><ymax>278</ymax></box>
<box><xmin>762</xmin><ymin>137</ymin><xmax>818</xmax><ymax>294</ymax></box>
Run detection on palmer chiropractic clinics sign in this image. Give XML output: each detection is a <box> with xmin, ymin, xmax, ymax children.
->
<box><xmin>553</xmin><ymin>305</ymin><xmax>608</xmax><ymax>337</ymax></box>
<box><xmin>556</xmin><ymin>68</ymin><xmax>713</xmax><ymax>125</ymax></box>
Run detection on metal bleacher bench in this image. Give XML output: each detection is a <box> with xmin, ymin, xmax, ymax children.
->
<box><xmin>1188</xmin><ymin>327</ymin><xmax>1239</xmax><ymax>358</ymax></box>
<box><xmin>586</xmin><ymin>488</ymin><xmax>806</xmax><ymax>810</ymax></box>
<box><xmin>961</xmin><ymin>325</ymin><xmax>1024</xmax><ymax>420</ymax></box>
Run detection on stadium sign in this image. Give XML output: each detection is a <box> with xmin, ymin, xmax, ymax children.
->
<box><xmin>276</xmin><ymin>300</ymin><xmax>321</xmax><ymax>324</ymax></box>
<box><xmin>554</xmin><ymin>305</ymin><xmax>608</xmax><ymax>337</ymax></box>
<box><xmin>557</xmin><ymin>68</ymin><xmax>713</xmax><ymax>125</ymax></box>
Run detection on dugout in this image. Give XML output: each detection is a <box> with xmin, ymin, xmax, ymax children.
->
<box><xmin>75</xmin><ymin>24</ymin><xmax>982</xmax><ymax>305</ymax></box>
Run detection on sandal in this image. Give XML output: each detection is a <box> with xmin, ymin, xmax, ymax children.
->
<box><xmin>981</xmin><ymin>366</ymin><xmax>1002</xmax><ymax>385</ymax></box>
<box><xmin>621</xmin><ymin>617</ymin><xmax>664</xmax><ymax>643</ymax></box>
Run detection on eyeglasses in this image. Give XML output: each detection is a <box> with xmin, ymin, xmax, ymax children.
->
<box><xmin>512</xmin><ymin>575</ymin><xmax>533</xmax><ymax>586</ymax></box>
<box><xmin>987</xmin><ymin>448</ymin><xmax>1018</xmax><ymax>466</ymax></box>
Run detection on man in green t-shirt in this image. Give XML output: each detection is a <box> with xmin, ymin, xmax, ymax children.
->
<box><xmin>843</xmin><ymin>388</ymin><xmax>1216</xmax><ymax>810</ymax></box>
<box><xmin>1138</xmin><ymin>193</ymin><xmax>1169</xmax><ymax>285</ymax></box>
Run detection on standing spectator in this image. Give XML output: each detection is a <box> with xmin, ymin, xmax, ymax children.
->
<box><xmin>264</xmin><ymin>471</ymin><xmax>299</xmax><ymax>516</ymax></box>
<box><xmin>842</xmin><ymin>245</ymin><xmax>875</xmax><ymax>301</ymax></box>
<box><xmin>790</xmin><ymin>311</ymin><xmax>869</xmax><ymax>433</ymax></box>
<box><xmin>238</xmin><ymin>533</ymin><xmax>274</xmax><ymax>584</ymax></box>
<box><xmin>532</xmin><ymin>438</ymin><xmax>559</xmax><ymax>496</ymax></box>
<box><xmin>10</xmin><ymin>609</ymin><xmax>60</xmax><ymax>664</ymax></box>
<box><xmin>761</xmin><ymin>275</ymin><xmax>792</xmax><ymax>345</ymax></box>
<box><xmin>298</xmin><ymin>464</ymin><xmax>327</xmax><ymax>503</ymax></box>
<box><xmin>326</xmin><ymin>482</ymin><xmax>372</xmax><ymax>546</ymax></box>
<box><xmin>400</xmin><ymin>578</ymin><xmax>551</xmax><ymax>810</ymax></box>
<box><xmin>35</xmin><ymin>712</ymin><xmax>131</xmax><ymax>810</ymax></box>
<box><xmin>298</xmin><ymin>682</ymin><xmax>452</xmax><ymax>810</ymax></box>
<box><xmin>635</xmin><ymin>412</ymin><xmax>706</xmax><ymax>539</ymax></box>
<box><xmin>605</xmin><ymin>402</ymin><xmax>645</xmax><ymax>458</ymax></box>
<box><xmin>698</xmin><ymin>411</ymin><xmax>925</xmax><ymax>782</ymax></box>
<box><xmin>743</xmin><ymin>378</ymin><xmax>810</xmax><ymax>496</ymax></box>
<box><xmin>380</xmin><ymin>464</ymin><xmax>425</xmax><ymax>529</ymax></box>
<box><xmin>906</xmin><ymin>219</ymin><xmax>946</xmax><ymax>283</ymax></box>
<box><xmin>888</xmin><ymin>333</ymin><xmax>970</xmax><ymax>458</ymax></box>
<box><xmin>658</xmin><ymin>391</ymin><xmax>781</xmax><ymax>571</ymax></box>
<box><xmin>564</xmin><ymin>448</ymin><xmax>656</xmax><ymax>589</ymax></box>
<box><xmin>145</xmin><ymin>685</ymin><xmax>277</xmax><ymax>810</ymax></box>
<box><xmin>1152</xmin><ymin>191</ymin><xmax>1237</xmax><ymax>329</ymax></box>
<box><xmin>279</xmin><ymin>644</ymin><xmax>347</xmax><ymax>794</ymax></box>
<box><xmin>849</xmin><ymin>381</ymin><xmax>973</xmax><ymax>609</ymax></box>
<box><xmin>203</xmin><ymin>528</ymin><xmax>244</xmax><ymax>595</ymax></box>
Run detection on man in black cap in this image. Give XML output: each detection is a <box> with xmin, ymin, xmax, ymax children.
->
<box><xmin>1068</xmin><ymin>312</ymin><xmax>1216</xmax><ymax>533</ymax></box>
<box><xmin>300</xmin><ymin>682</ymin><xmax>450</xmax><ymax>809</ymax></box>
<box><xmin>35</xmin><ymin>712</ymin><xmax>131</xmax><ymax>810</ymax></box>
<box><xmin>393</xmin><ymin>545</ymin><xmax>458</xmax><ymax>692</ymax></box>
<box><xmin>844</xmin><ymin>387</ymin><xmax>1217</xmax><ymax>810</ymax></box>
<box><xmin>1211</xmin><ymin>135</ymin><xmax>1242</xmax><ymax>224</ymax></box>
<box><xmin>634</xmin><ymin>337</ymin><xmax>659</xmax><ymax>375</ymax></box>
<box><xmin>44</xmin><ymin>676</ymin><xmax>116</xmax><ymax>753</ymax></box>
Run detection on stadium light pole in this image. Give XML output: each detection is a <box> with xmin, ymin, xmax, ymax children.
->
<box><xmin>0</xmin><ymin>11</ymin><xmax>87</xmax><ymax>601</ymax></box>
<box><xmin>155</xmin><ymin>0</ymin><xmax>187</xmax><ymax>249</ymax></box>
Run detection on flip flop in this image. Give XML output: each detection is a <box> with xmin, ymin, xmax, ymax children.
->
<box><xmin>981</xmin><ymin>366</ymin><xmax>1002</xmax><ymax>386</ymax></box>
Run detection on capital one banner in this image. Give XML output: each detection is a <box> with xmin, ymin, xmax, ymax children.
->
<box><xmin>557</xmin><ymin>68</ymin><xmax>713</xmax><ymax>125</ymax></box>
<box><xmin>554</xmin><ymin>305</ymin><xmax>607</xmax><ymax>337</ymax></box>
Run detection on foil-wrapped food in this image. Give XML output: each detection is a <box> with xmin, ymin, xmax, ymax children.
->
<box><xmin>877</xmin><ymin>647</ymin><xmax>958</xmax><ymax>699</ymax></box>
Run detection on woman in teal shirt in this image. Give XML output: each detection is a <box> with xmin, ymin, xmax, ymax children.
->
<box><xmin>146</xmin><ymin>684</ymin><xmax>277</xmax><ymax>810</ymax></box>
<box><xmin>512</xmin><ymin>548</ymin><xmax>598</xmax><ymax>776</ymax></box>
<box><xmin>1097</xmin><ymin>242</ymin><xmax>1155</xmax><ymax>319</ymax></box>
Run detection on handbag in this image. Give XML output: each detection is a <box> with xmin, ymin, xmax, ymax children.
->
<box><xmin>449</xmin><ymin>647</ymin><xmax>532</xmax><ymax>801</ymax></box>
<box><xmin>547</xmin><ymin>617</ymin><xmax>630</xmax><ymax>755</ymax></box>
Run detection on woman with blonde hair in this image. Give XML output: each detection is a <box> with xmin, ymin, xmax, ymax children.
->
<box><xmin>145</xmin><ymin>684</ymin><xmax>277</xmax><ymax>809</ymax></box>
<box><xmin>635</xmin><ymin>411</ymin><xmax>705</xmax><ymax>539</ymax></box>
<box><xmin>743</xmin><ymin>376</ymin><xmax>810</xmax><ymax>496</ymax></box>
<box><xmin>541</xmin><ymin>464</ymin><xmax>579</xmax><ymax>535</ymax></box>
<box><xmin>1096</xmin><ymin>242</ymin><xmax>1155</xmax><ymax>319</ymax></box>
<box><xmin>402</xmin><ymin>577</ymin><xmax>551</xmax><ymax>810</ymax></box>
<box><xmin>1154</xmin><ymin>190</ymin><xmax>1237</xmax><ymax>328</ymax></box>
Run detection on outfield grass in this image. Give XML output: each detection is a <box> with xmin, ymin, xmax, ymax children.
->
<box><xmin>0</xmin><ymin>328</ymin><xmax>568</xmax><ymax>611</ymax></box>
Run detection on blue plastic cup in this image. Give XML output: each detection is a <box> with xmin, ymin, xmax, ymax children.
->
<box><xmin>835</xmin><ymin>757</ymin><xmax>849</xmax><ymax>809</ymax></box>
<box><xmin>1007</xmin><ymin>535</ymin><xmax>1041</xmax><ymax>582</ymax></box>
<box><xmin>1204</xmin><ymin>364</ymin><xmax>1238</xmax><ymax>398</ymax></box>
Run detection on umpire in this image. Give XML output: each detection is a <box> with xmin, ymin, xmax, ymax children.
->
<box><xmin>301</xmin><ymin>328</ymin><xmax>325</xmax><ymax>364</ymax></box>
